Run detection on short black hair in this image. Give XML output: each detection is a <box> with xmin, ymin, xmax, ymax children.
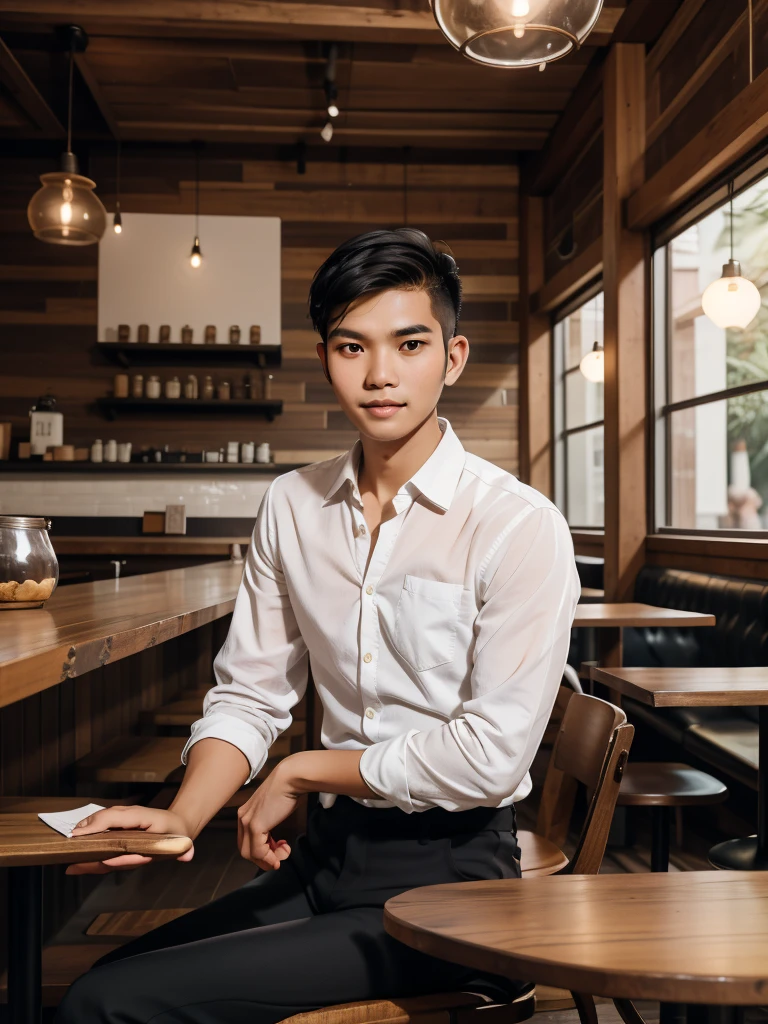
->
<box><xmin>308</xmin><ymin>228</ymin><xmax>462</xmax><ymax>353</ymax></box>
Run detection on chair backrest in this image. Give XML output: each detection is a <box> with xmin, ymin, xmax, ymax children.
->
<box><xmin>535</xmin><ymin>692</ymin><xmax>633</xmax><ymax>874</ymax></box>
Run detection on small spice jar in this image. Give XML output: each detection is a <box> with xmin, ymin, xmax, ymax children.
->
<box><xmin>202</xmin><ymin>375</ymin><xmax>214</xmax><ymax>400</ymax></box>
<box><xmin>184</xmin><ymin>374</ymin><xmax>199</xmax><ymax>399</ymax></box>
<box><xmin>229</xmin><ymin>325</ymin><xmax>241</xmax><ymax>345</ymax></box>
<box><xmin>90</xmin><ymin>438</ymin><xmax>103</xmax><ymax>463</ymax></box>
<box><xmin>104</xmin><ymin>439</ymin><xmax>118</xmax><ymax>463</ymax></box>
<box><xmin>205</xmin><ymin>325</ymin><xmax>216</xmax><ymax>345</ymax></box>
<box><xmin>249</xmin><ymin>325</ymin><xmax>261</xmax><ymax>345</ymax></box>
<box><xmin>137</xmin><ymin>324</ymin><xmax>149</xmax><ymax>344</ymax></box>
<box><xmin>158</xmin><ymin>324</ymin><xmax>170</xmax><ymax>343</ymax></box>
<box><xmin>181</xmin><ymin>325</ymin><xmax>193</xmax><ymax>344</ymax></box>
<box><xmin>131</xmin><ymin>374</ymin><xmax>144</xmax><ymax>398</ymax></box>
<box><xmin>165</xmin><ymin>376</ymin><xmax>181</xmax><ymax>399</ymax></box>
<box><xmin>145</xmin><ymin>375</ymin><xmax>161</xmax><ymax>399</ymax></box>
<box><xmin>113</xmin><ymin>373</ymin><xmax>129</xmax><ymax>398</ymax></box>
<box><xmin>117</xmin><ymin>324</ymin><xmax>130</xmax><ymax>342</ymax></box>
<box><xmin>217</xmin><ymin>380</ymin><xmax>231</xmax><ymax>401</ymax></box>
<box><xmin>240</xmin><ymin>440</ymin><xmax>255</xmax><ymax>463</ymax></box>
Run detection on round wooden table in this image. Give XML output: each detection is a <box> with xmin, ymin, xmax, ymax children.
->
<box><xmin>0</xmin><ymin>814</ymin><xmax>192</xmax><ymax>1024</ymax></box>
<box><xmin>383</xmin><ymin>872</ymin><xmax>768</xmax><ymax>1007</ymax></box>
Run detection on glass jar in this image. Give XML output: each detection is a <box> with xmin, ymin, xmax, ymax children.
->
<box><xmin>146</xmin><ymin>375</ymin><xmax>161</xmax><ymax>399</ymax></box>
<box><xmin>0</xmin><ymin>516</ymin><xmax>59</xmax><ymax>610</ymax></box>
<box><xmin>165</xmin><ymin>376</ymin><xmax>181</xmax><ymax>399</ymax></box>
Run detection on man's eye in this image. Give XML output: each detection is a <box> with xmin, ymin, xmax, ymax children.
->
<box><xmin>339</xmin><ymin>343</ymin><xmax>362</xmax><ymax>353</ymax></box>
<box><xmin>402</xmin><ymin>340</ymin><xmax>424</xmax><ymax>351</ymax></box>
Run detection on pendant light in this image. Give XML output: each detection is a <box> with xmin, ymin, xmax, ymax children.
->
<box><xmin>701</xmin><ymin>185</ymin><xmax>761</xmax><ymax>330</ymax></box>
<box><xmin>579</xmin><ymin>293</ymin><xmax>604</xmax><ymax>383</ymax></box>
<box><xmin>113</xmin><ymin>138</ymin><xmax>122</xmax><ymax>234</ymax></box>
<box><xmin>189</xmin><ymin>145</ymin><xmax>202</xmax><ymax>269</ymax></box>
<box><xmin>26</xmin><ymin>25</ymin><xmax>107</xmax><ymax>245</ymax></box>
<box><xmin>701</xmin><ymin>0</ymin><xmax>761</xmax><ymax>331</ymax></box>
<box><xmin>430</xmin><ymin>0</ymin><xmax>604</xmax><ymax>69</ymax></box>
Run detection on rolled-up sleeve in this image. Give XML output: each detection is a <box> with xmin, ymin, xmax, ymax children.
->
<box><xmin>180</xmin><ymin>481</ymin><xmax>309</xmax><ymax>784</ymax></box>
<box><xmin>359</xmin><ymin>505</ymin><xmax>580</xmax><ymax>813</ymax></box>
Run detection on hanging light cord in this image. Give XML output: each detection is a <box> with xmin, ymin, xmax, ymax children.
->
<box><xmin>116</xmin><ymin>138</ymin><xmax>121</xmax><ymax>203</ymax></box>
<box><xmin>749</xmin><ymin>0</ymin><xmax>754</xmax><ymax>84</ymax></box>
<box><xmin>66</xmin><ymin>41</ymin><xmax>74</xmax><ymax>155</ymax></box>
<box><xmin>195</xmin><ymin>146</ymin><xmax>200</xmax><ymax>235</ymax></box>
<box><xmin>403</xmin><ymin>146</ymin><xmax>409</xmax><ymax>225</ymax></box>
<box><xmin>729</xmin><ymin>179</ymin><xmax>735</xmax><ymax>259</ymax></box>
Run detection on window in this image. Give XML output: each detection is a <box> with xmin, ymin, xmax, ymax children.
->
<box><xmin>654</xmin><ymin>173</ymin><xmax>768</xmax><ymax>532</ymax></box>
<box><xmin>553</xmin><ymin>291</ymin><xmax>604</xmax><ymax>528</ymax></box>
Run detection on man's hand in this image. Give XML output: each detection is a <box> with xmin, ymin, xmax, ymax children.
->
<box><xmin>236</xmin><ymin>759</ymin><xmax>299</xmax><ymax>870</ymax></box>
<box><xmin>66</xmin><ymin>806</ymin><xmax>194</xmax><ymax>875</ymax></box>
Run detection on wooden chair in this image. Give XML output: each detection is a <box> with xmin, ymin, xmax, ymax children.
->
<box><xmin>275</xmin><ymin>694</ymin><xmax>633</xmax><ymax>1024</ymax></box>
<box><xmin>518</xmin><ymin>691</ymin><xmax>634</xmax><ymax>876</ymax></box>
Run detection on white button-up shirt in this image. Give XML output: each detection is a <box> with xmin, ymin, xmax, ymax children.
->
<box><xmin>181</xmin><ymin>417</ymin><xmax>580</xmax><ymax>813</ymax></box>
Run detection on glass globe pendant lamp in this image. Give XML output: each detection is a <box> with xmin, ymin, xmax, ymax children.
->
<box><xmin>26</xmin><ymin>27</ymin><xmax>107</xmax><ymax>245</ymax></box>
<box><xmin>430</xmin><ymin>0</ymin><xmax>605</xmax><ymax>69</ymax></box>
<box><xmin>702</xmin><ymin>182</ymin><xmax>761</xmax><ymax>330</ymax></box>
<box><xmin>579</xmin><ymin>341</ymin><xmax>604</xmax><ymax>383</ymax></box>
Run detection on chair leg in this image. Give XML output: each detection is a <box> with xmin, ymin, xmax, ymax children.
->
<box><xmin>571</xmin><ymin>992</ymin><xmax>598</xmax><ymax>1024</ymax></box>
<box><xmin>650</xmin><ymin>806</ymin><xmax>671</xmax><ymax>872</ymax></box>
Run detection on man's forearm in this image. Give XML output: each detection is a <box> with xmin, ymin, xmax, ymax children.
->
<box><xmin>278</xmin><ymin>749</ymin><xmax>380</xmax><ymax>799</ymax></box>
<box><xmin>169</xmin><ymin>737</ymin><xmax>251</xmax><ymax>838</ymax></box>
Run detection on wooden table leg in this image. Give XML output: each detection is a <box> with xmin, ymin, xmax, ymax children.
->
<box><xmin>8</xmin><ymin>865</ymin><xmax>42</xmax><ymax>1024</ymax></box>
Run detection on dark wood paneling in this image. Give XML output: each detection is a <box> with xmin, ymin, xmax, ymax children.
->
<box><xmin>0</xmin><ymin>146</ymin><xmax>519</xmax><ymax>471</ymax></box>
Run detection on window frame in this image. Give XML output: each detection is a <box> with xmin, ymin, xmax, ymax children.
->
<box><xmin>552</xmin><ymin>280</ymin><xmax>605</xmax><ymax>530</ymax></box>
<box><xmin>651</xmin><ymin>152</ymin><xmax>768</xmax><ymax>537</ymax></box>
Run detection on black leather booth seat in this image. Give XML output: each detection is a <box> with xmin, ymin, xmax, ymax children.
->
<box><xmin>620</xmin><ymin>567</ymin><xmax>761</xmax><ymax>790</ymax></box>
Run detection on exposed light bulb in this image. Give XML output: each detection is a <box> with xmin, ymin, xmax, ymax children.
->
<box><xmin>114</xmin><ymin>222</ymin><xmax>122</xmax><ymax>234</ymax></box>
<box><xmin>320</xmin><ymin>120</ymin><xmax>334</xmax><ymax>142</ymax></box>
<box><xmin>60</xmin><ymin>202</ymin><xmax>72</xmax><ymax>224</ymax></box>
<box><xmin>328</xmin><ymin>102</ymin><xmax>339</xmax><ymax>118</ymax></box>
<box><xmin>513</xmin><ymin>25</ymin><xmax>525</xmax><ymax>37</ymax></box>
<box><xmin>190</xmin><ymin>235</ymin><xmax>203</xmax><ymax>269</ymax></box>
<box><xmin>511</xmin><ymin>0</ymin><xmax>530</xmax><ymax>15</ymax></box>
<box><xmin>113</xmin><ymin>208</ymin><xmax>122</xmax><ymax>234</ymax></box>
<box><xmin>579</xmin><ymin>342</ymin><xmax>604</xmax><ymax>383</ymax></box>
<box><xmin>702</xmin><ymin>259</ymin><xmax>761</xmax><ymax>329</ymax></box>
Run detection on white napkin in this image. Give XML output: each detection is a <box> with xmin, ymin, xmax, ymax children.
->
<box><xmin>38</xmin><ymin>803</ymin><xmax>106</xmax><ymax>838</ymax></box>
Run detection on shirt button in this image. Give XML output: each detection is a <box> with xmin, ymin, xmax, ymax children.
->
<box><xmin>365</xmin><ymin>585</ymin><xmax>373</xmax><ymax>595</ymax></box>
<box><xmin>359</xmin><ymin>524</ymin><xmax>367</xmax><ymax>535</ymax></box>
<box><xmin>365</xmin><ymin>707</ymin><xmax>375</xmax><ymax>719</ymax></box>
<box><xmin>363</xmin><ymin>652</ymin><xmax>372</xmax><ymax>663</ymax></box>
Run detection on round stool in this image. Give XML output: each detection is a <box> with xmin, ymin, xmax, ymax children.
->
<box><xmin>618</xmin><ymin>762</ymin><xmax>728</xmax><ymax>871</ymax></box>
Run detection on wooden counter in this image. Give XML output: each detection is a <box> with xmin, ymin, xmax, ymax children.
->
<box><xmin>0</xmin><ymin>562</ymin><xmax>244</xmax><ymax>709</ymax></box>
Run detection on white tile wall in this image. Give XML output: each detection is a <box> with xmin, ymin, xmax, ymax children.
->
<box><xmin>3</xmin><ymin>473</ymin><xmax>276</xmax><ymax>519</ymax></box>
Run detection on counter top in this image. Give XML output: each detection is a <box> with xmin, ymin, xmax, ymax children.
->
<box><xmin>0</xmin><ymin>562</ymin><xmax>244</xmax><ymax>709</ymax></box>
<box><xmin>52</xmin><ymin>536</ymin><xmax>251</xmax><ymax>556</ymax></box>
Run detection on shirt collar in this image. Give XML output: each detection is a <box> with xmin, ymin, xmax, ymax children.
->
<box><xmin>322</xmin><ymin>416</ymin><xmax>465</xmax><ymax>512</ymax></box>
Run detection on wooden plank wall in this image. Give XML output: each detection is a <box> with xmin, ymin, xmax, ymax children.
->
<box><xmin>0</xmin><ymin>146</ymin><xmax>519</xmax><ymax>472</ymax></box>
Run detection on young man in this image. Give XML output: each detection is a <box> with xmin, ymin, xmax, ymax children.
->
<box><xmin>57</xmin><ymin>228</ymin><xmax>580</xmax><ymax>1024</ymax></box>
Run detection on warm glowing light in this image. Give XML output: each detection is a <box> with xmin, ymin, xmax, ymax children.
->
<box><xmin>513</xmin><ymin>25</ymin><xmax>525</xmax><ymax>37</ymax></box>
<box><xmin>114</xmin><ymin>222</ymin><xmax>122</xmax><ymax>234</ymax></box>
<box><xmin>579</xmin><ymin>343</ymin><xmax>604</xmax><ymax>383</ymax></box>
<box><xmin>511</xmin><ymin>0</ymin><xmax>529</xmax><ymax>15</ymax></box>
<box><xmin>328</xmin><ymin>102</ymin><xmax>339</xmax><ymax>117</ymax></box>
<box><xmin>190</xmin><ymin>252</ymin><xmax>202</xmax><ymax>268</ymax></box>
<box><xmin>702</xmin><ymin>259</ymin><xmax>762</xmax><ymax>330</ymax></box>
<box><xmin>320</xmin><ymin>121</ymin><xmax>334</xmax><ymax>142</ymax></box>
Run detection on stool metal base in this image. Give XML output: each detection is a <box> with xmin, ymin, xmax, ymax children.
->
<box><xmin>708</xmin><ymin>835</ymin><xmax>768</xmax><ymax>871</ymax></box>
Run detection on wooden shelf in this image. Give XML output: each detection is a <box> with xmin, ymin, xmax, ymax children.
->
<box><xmin>95</xmin><ymin>342</ymin><xmax>281</xmax><ymax>368</ymax></box>
<box><xmin>96</xmin><ymin>397</ymin><xmax>283</xmax><ymax>421</ymax></box>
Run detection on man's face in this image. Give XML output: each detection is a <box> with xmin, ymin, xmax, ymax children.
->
<box><xmin>316</xmin><ymin>287</ymin><xmax>468</xmax><ymax>442</ymax></box>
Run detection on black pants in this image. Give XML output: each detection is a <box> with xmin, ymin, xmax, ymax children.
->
<box><xmin>55</xmin><ymin>796</ymin><xmax>522</xmax><ymax>1024</ymax></box>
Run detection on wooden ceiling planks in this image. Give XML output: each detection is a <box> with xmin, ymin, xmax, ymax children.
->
<box><xmin>0</xmin><ymin>0</ymin><xmax>629</xmax><ymax>149</ymax></box>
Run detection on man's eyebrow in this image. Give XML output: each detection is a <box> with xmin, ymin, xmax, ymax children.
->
<box><xmin>392</xmin><ymin>324</ymin><xmax>434</xmax><ymax>337</ymax></box>
<box><xmin>327</xmin><ymin>327</ymin><xmax>366</xmax><ymax>341</ymax></box>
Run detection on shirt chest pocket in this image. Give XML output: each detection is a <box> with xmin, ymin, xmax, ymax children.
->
<box><xmin>393</xmin><ymin>574</ymin><xmax>465</xmax><ymax>673</ymax></box>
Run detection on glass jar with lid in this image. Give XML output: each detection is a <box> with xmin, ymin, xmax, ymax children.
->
<box><xmin>0</xmin><ymin>516</ymin><xmax>59</xmax><ymax>609</ymax></box>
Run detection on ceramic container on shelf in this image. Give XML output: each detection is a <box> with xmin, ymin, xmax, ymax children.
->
<box><xmin>158</xmin><ymin>324</ymin><xmax>170</xmax><ymax>343</ymax></box>
<box><xmin>240</xmin><ymin>441</ymin><xmax>255</xmax><ymax>463</ymax></box>
<box><xmin>202</xmin><ymin>375</ymin><xmax>215</xmax><ymax>400</ymax></box>
<box><xmin>117</xmin><ymin>442</ymin><xmax>132</xmax><ymax>463</ymax></box>
<box><xmin>256</xmin><ymin>442</ymin><xmax>271</xmax><ymax>464</ymax></box>
<box><xmin>229</xmin><ymin>325</ymin><xmax>241</xmax><ymax>344</ymax></box>
<box><xmin>217</xmin><ymin>381</ymin><xmax>231</xmax><ymax>401</ymax></box>
<box><xmin>205</xmin><ymin>325</ymin><xmax>216</xmax><ymax>345</ymax></box>
<box><xmin>226</xmin><ymin>440</ymin><xmax>239</xmax><ymax>463</ymax></box>
<box><xmin>249</xmin><ymin>325</ymin><xmax>261</xmax><ymax>345</ymax></box>
<box><xmin>117</xmin><ymin>323</ymin><xmax>130</xmax><ymax>342</ymax></box>
<box><xmin>104</xmin><ymin>438</ymin><xmax>118</xmax><ymax>463</ymax></box>
<box><xmin>0</xmin><ymin>516</ymin><xmax>59</xmax><ymax>610</ymax></box>
<box><xmin>137</xmin><ymin>324</ymin><xmax>149</xmax><ymax>344</ymax></box>
<box><xmin>113</xmin><ymin>373</ymin><xmax>129</xmax><ymax>398</ymax></box>
<box><xmin>90</xmin><ymin>438</ymin><xmax>103</xmax><ymax>463</ymax></box>
<box><xmin>184</xmin><ymin>374</ymin><xmax>199</xmax><ymax>399</ymax></box>
<box><xmin>181</xmin><ymin>324</ymin><xmax>193</xmax><ymax>344</ymax></box>
<box><xmin>131</xmin><ymin>374</ymin><xmax>144</xmax><ymax>398</ymax></box>
<box><xmin>145</xmin><ymin>375</ymin><xmax>161</xmax><ymax>399</ymax></box>
<box><xmin>165</xmin><ymin>376</ymin><xmax>181</xmax><ymax>399</ymax></box>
